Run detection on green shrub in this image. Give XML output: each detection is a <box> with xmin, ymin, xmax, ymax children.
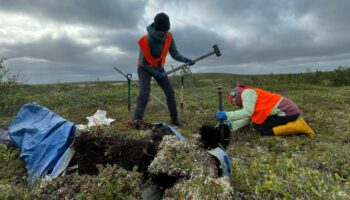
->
<box><xmin>231</xmin><ymin>158</ymin><xmax>349</xmax><ymax>199</ymax></box>
<box><xmin>329</xmin><ymin>66</ymin><xmax>350</xmax><ymax>86</ymax></box>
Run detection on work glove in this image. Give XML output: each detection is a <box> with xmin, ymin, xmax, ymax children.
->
<box><xmin>215</xmin><ymin>111</ymin><xmax>228</xmax><ymax>120</ymax></box>
<box><xmin>215</xmin><ymin>121</ymin><xmax>232</xmax><ymax>130</ymax></box>
<box><xmin>184</xmin><ymin>58</ymin><xmax>195</xmax><ymax>66</ymax></box>
<box><xmin>154</xmin><ymin>71</ymin><xmax>166</xmax><ymax>81</ymax></box>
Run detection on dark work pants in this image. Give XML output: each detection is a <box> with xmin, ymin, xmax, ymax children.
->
<box><xmin>253</xmin><ymin>114</ymin><xmax>299</xmax><ymax>136</ymax></box>
<box><xmin>133</xmin><ymin>67</ymin><xmax>178</xmax><ymax>121</ymax></box>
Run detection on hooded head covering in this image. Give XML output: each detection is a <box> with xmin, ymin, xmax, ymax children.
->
<box><xmin>228</xmin><ymin>90</ymin><xmax>237</xmax><ymax>105</ymax></box>
<box><xmin>154</xmin><ymin>12</ymin><xmax>170</xmax><ymax>31</ymax></box>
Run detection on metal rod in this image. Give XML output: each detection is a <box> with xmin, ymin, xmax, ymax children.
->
<box><xmin>127</xmin><ymin>73</ymin><xmax>132</xmax><ymax>112</ymax></box>
<box><xmin>114</xmin><ymin>67</ymin><xmax>167</xmax><ymax>109</ymax></box>
<box><xmin>217</xmin><ymin>86</ymin><xmax>225</xmax><ymax>145</ymax></box>
<box><xmin>180</xmin><ymin>75</ymin><xmax>184</xmax><ymax>113</ymax></box>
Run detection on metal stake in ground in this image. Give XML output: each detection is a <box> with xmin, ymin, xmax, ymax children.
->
<box><xmin>114</xmin><ymin>67</ymin><xmax>167</xmax><ymax>109</ymax></box>
<box><xmin>217</xmin><ymin>86</ymin><xmax>225</xmax><ymax>145</ymax></box>
<box><xmin>180</xmin><ymin>75</ymin><xmax>184</xmax><ymax>113</ymax></box>
<box><xmin>127</xmin><ymin>73</ymin><xmax>132</xmax><ymax>112</ymax></box>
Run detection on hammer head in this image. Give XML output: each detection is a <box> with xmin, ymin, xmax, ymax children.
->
<box><xmin>213</xmin><ymin>44</ymin><xmax>221</xmax><ymax>57</ymax></box>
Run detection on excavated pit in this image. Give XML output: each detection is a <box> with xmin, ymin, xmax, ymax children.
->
<box><xmin>73</xmin><ymin>121</ymin><xmax>166</xmax><ymax>175</ymax></box>
<box><xmin>71</xmin><ymin>122</ymin><xmax>230</xmax><ymax>195</ymax></box>
<box><xmin>199</xmin><ymin>124</ymin><xmax>231</xmax><ymax>149</ymax></box>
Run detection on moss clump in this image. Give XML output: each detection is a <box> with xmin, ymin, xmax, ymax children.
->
<box><xmin>148</xmin><ymin>135</ymin><xmax>234</xmax><ymax>199</ymax></box>
<box><xmin>164</xmin><ymin>175</ymin><xmax>233</xmax><ymax>200</ymax></box>
<box><xmin>38</xmin><ymin>165</ymin><xmax>143</xmax><ymax>199</ymax></box>
<box><xmin>148</xmin><ymin>135</ymin><xmax>218</xmax><ymax>178</ymax></box>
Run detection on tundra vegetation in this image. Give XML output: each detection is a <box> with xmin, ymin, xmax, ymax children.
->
<box><xmin>0</xmin><ymin>67</ymin><xmax>349</xmax><ymax>199</ymax></box>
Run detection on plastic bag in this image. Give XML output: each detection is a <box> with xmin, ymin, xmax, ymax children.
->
<box><xmin>77</xmin><ymin>110</ymin><xmax>115</xmax><ymax>130</ymax></box>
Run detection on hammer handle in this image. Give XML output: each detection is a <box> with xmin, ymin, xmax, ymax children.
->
<box><xmin>165</xmin><ymin>51</ymin><xmax>215</xmax><ymax>75</ymax></box>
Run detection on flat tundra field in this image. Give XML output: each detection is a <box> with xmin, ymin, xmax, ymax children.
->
<box><xmin>0</xmin><ymin>72</ymin><xmax>349</xmax><ymax>199</ymax></box>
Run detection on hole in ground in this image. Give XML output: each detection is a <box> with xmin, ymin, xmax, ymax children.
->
<box><xmin>199</xmin><ymin>124</ymin><xmax>231</xmax><ymax>150</ymax></box>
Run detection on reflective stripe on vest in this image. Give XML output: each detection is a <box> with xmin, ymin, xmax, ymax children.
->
<box><xmin>138</xmin><ymin>32</ymin><xmax>173</xmax><ymax>68</ymax></box>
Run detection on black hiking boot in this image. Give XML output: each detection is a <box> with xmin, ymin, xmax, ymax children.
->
<box><xmin>171</xmin><ymin>119</ymin><xmax>184</xmax><ymax>127</ymax></box>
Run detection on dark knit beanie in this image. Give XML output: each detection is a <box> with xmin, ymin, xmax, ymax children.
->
<box><xmin>154</xmin><ymin>12</ymin><xmax>170</xmax><ymax>31</ymax></box>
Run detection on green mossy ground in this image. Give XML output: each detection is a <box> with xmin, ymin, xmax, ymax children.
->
<box><xmin>1</xmin><ymin>69</ymin><xmax>349</xmax><ymax>199</ymax></box>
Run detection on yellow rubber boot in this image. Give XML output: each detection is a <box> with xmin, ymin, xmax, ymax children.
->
<box><xmin>273</xmin><ymin>117</ymin><xmax>315</xmax><ymax>138</ymax></box>
<box><xmin>273</xmin><ymin>122</ymin><xmax>296</xmax><ymax>136</ymax></box>
<box><xmin>294</xmin><ymin>117</ymin><xmax>315</xmax><ymax>138</ymax></box>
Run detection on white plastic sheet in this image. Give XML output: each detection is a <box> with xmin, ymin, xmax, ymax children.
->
<box><xmin>77</xmin><ymin>110</ymin><xmax>115</xmax><ymax>130</ymax></box>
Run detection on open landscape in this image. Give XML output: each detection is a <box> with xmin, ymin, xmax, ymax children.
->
<box><xmin>2</xmin><ymin>1</ymin><xmax>350</xmax><ymax>199</ymax></box>
<box><xmin>1</xmin><ymin>68</ymin><xmax>349</xmax><ymax>199</ymax></box>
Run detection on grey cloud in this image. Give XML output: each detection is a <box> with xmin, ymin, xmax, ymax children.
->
<box><xmin>3</xmin><ymin>35</ymin><xmax>92</xmax><ymax>64</ymax></box>
<box><xmin>2</xmin><ymin>0</ymin><xmax>350</xmax><ymax>84</ymax></box>
<box><xmin>2</xmin><ymin>33</ymin><xmax>139</xmax><ymax>84</ymax></box>
<box><xmin>149</xmin><ymin>0</ymin><xmax>350</xmax><ymax>65</ymax></box>
<box><xmin>0</xmin><ymin>0</ymin><xmax>146</xmax><ymax>30</ymax></box>
<box><xmin>97</xmin><ymin>30</ymin><xmax>141</xmax><ymax>53</ymax></box>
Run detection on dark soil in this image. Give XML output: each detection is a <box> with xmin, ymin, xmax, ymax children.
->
<box><xmin>199</xmin><ymin>124</ymin><xmax>231</xmax><ymax>149</ymax></box>
<box><xmin>72</xmin><ymin>121</ymin><xmax>228</xmax><ymax>195</ymax></box>
<box><xmin>151</xmin><ymin>173</ymin><xmax>178</xmax><ymax>188</ymax></box>
<box><xmin>74</xmin><ymin>122</ymin><xmax>166</xmax><ymax>175</ymax></box>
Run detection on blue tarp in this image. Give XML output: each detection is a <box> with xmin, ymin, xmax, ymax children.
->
<box><xmin>208</xmin><ymin>147</ymin><xmax>232</xmax><ymax>178</ymax></box>
<box><xmin>153</xmin><ymin>123</ymin><xmax>185</xmax><ymax>141</ymax></box>
<box><xmin>9</xmin><ymin>103</ymin><xmax>77</xmax><ymax>182</ymax></box>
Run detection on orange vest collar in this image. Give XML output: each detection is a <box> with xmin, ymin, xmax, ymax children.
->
<box><xmin>138</xmin><ymin>32</ymin><xmax>173</xmax><ymax>68</ymax></box>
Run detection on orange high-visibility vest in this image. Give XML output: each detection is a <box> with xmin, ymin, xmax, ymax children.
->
<box><xmin>138</xmin><ymin>32</ymin><xmax>173</xmax><ymax>68</ymax></box>
<box><xmin>250</xmin><ymin>88</ymin><xmax>282</xmax><ymax>124</ymax></box>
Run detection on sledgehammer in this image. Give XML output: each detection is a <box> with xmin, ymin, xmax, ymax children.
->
<box><xmin>165</xmin><ymin>44</ymin><xmax>221</xmax><ymax>75</ymax></box>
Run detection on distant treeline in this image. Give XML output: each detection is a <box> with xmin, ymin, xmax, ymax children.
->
<box><xmin>169</xmin><ymin>66</ymin><xmax>350</xmax><ymax>88</ymax></box>
<box><xmin>269</xmin><ymin>66</ymin><xmax>350</xmax><ymax>87</ymax></box>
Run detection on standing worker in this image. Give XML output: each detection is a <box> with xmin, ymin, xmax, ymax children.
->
<box><xmin>134</xmin><ymin>12</ymin><xmax>194</xmax><ymax>126</ymax></box>
<box><xmin>215</xmin><ymin>84</ymin><xmax>315</xmax><ymax>137</ymax></box>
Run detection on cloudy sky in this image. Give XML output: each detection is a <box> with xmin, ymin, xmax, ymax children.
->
<box><xmin>1</xmin><ymin>0</ymin><xmax>350</xmax><ymax>84</ymax></box>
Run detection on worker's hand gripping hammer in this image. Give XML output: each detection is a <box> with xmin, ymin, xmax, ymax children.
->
<box><xmin>165</xmin><ymin>44</ymin><xmax>221</xmax><ymax>75</ymax></box>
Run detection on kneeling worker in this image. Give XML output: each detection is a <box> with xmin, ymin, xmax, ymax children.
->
<box><xmin>215</xmin><ymin>84</ymin><xmax>315</xmax><ymax>137</ymax></box>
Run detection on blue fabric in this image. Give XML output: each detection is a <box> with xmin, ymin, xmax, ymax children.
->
<box><xmin>215</xmin><ymin>111</ymin><xmax>227</xmax><ymax>120</ymax></box>
<box><xmin>162</xmin><ymin>123</ymin><xmax>185</xmax><ymax>141</ymax></box>
<box><xmin>50</xmin><ymin>147</ymin><xmax>76</xmax><ymax>178</ymax></box>
<box><xmin>9</xmin><ymin>103</ymin><xmax>77</xmax><ymax>182</ymax></box>
<box><xmin>215</xmin><ymin>121</ymin><xmax>232</xmax><ymax>130</ymax></box>
<box><xmin>208</xmin><ymin>147</ymin><xmax>231</xmax><ymax>178</ymax></box>
<box><xmin>154</xmin><ymin>123</ymin><xmax>185</xmax><ymax>141</ymax></box>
